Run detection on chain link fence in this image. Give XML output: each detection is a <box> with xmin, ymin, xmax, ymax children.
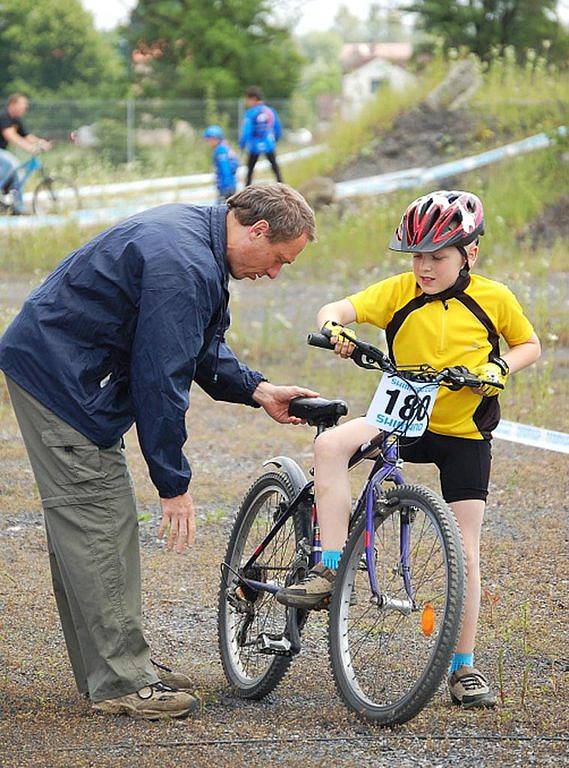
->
<box><xmin>24</xmin><ymin>98</ymin><xmax>313</xmax><ymax>182</ymax></box>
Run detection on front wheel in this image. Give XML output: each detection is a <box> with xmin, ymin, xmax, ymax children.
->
<box><xmin>218</xmin><ymin>471</ymin><xmax>311</xmax><ymax>700</ymax></box>
<box><xmin>328</xmin><ymin>484</ymin><xmax>465</xmax><ymax>725</ymax></box>
<box><xmin>32</xmin><ymin>176</ymin><xmax>81</xmax><ymax>216</ymax></box>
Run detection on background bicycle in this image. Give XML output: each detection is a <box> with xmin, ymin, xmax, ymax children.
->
<box><xmin>217</xmin><ymin>330</ymin><xmax>504</xmax><ymax>724</ymax></box>
<box><xmin>0</xmin><ymin>150</ymin><xmax>80</xmax><ymax>216</ymax></box>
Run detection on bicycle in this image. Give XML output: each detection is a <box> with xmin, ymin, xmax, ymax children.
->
<box><xmin>218</xmin><ymin>328</ymin><xmax>502</xmax><ymax>725</ymax></box>
<box><xmin>0</xmin><ymin>150</ymin><xmax>80</xmax><ymax>216</ymax></box>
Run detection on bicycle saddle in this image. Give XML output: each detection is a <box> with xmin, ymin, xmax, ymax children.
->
<box><xmin>288</xmin><ymin>397</ymin><xmax>348</xmax><ymax>427</ymax></box>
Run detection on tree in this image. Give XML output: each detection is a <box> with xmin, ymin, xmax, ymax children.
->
<box><xmin>125</xmin><ymin>0</ymin><xmax>303</xmax><ymax>98</ymax></box>
<box><xmin>365</xmin><ymin>4</ymin><xmax>408</xmax><ymax>42</ymax></box>
<box><xmin>333</xmin><ymin>5</ymin><xmax>364</xmax><ymax>42</ymax></box>
<box><xmin>367</xmin><ymin>3</ymin><xmax>384</xmax><ymax>41</ymax></box>
<box><xmin>298</xmin><ymin>31</ymin><xmax>343</xmax><ymax>67</ymax></box>
<box><xmin>406</xmin><ymin>0</ymin><xmax>569</xmax><ymax>63</ymax></box>
<box><xmin>297</xmin><ymin>31</ymin><xmax>343</xmax><ymax>100</ymax></box>
<box><xmin>0</xmin><ymin>0</ymin><xmax>127</xmax><ymax>98</ymax></box>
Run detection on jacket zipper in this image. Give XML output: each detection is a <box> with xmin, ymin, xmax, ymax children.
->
<box><xmin>212</xmin><ymin>290</ymin><xmax>229</xmax><ymax>383</ymax></box>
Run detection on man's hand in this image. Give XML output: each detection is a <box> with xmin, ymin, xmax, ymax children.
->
<box><xmin>252</xmin><ymin>381</ymin><xmax>319</xmax><ymax>424</ymax></box>
<box><xmin>33</xmin><ymin>138</ymin><xmax>52</xmax><ymax>153</ymax></box>
<box><xmin>157</xmin><ymin>491</ymin><xmax>196</xmax><ymax>554</ymax></box>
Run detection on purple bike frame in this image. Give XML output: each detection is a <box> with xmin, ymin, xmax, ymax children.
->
<box><xmin>363</xmin><ymin>434</ymin><xmax>413</xmax><ymax>601</ymax></box>
<box><xmin>236</xmin><ymin>433</ymin><xmax>414</xmax><ymax>604</ymax></box>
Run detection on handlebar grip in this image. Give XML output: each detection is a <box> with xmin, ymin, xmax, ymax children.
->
<box><xmin>307</xmin><ymin>332</ymin><xmax>335</xmax><ymax>350</ymax></box>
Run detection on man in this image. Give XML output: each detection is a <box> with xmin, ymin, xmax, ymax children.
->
<box><xmin>239</xmin><ymin>86</ymin><xmax>283</xmax><ymax>186</ymax></box>
<box><xmin>0</xmin><ymin>184</ymin><xmax>317</xmax><ymax>720</ymax></box>
<box><xmin>0</xmin><ymin>93</ymin><xmax>51</xmax><ymax>214</ymax></box>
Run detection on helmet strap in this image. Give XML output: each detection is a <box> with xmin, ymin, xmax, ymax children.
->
<box><xmin>423</xmin><ymin>264</ymin><xmax>471</xmax><ymax>304</ymax></box>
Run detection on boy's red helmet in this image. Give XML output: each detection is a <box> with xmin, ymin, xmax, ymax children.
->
<box><xmin>389</xmin><ymin>190</ymin><xmax>484</xmax><ymax>253</ymax></box>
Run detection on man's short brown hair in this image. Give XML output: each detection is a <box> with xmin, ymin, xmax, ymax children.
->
<box><xmin>227</xmin><ymin>184</ymin><xmax>317</xmax><ymax>243</ymax></box>
<box><xmin>245</xmin><ymin>86</ymin><xmax>263</xmax><ymax>101</ymax></box>
<box><xmin>7</xmin><ymin>93</ymin><xmax>28</xmax><ymax>105</ymax></box>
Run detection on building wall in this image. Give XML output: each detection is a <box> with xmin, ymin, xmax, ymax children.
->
<box><xmin>342</xmin><ymin>59</ymin><xmax>415</xmax><ymax>118</ymax></box>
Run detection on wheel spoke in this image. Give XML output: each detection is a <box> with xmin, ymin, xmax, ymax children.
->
<box><xmin>330</xmin><ymin>486</ymin><xmax>464</xmax><ymax>724</ymax></box>
<box><xmin>220</xmin><ymin>477</ymin><xmax>308</xmax><ymax>691</ymax></box>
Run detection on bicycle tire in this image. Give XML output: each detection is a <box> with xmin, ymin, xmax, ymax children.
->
<box><xmin>328</xmin><ymin>483</ymin><xmax>465</xmax><ymax>725</ymax></box>
<box><xmin>32</xmin><ymin>176</ymin><xmax>81</xmax><ymax>215</ymax></box>
<box><xmin>218</xmin><ymin>471</ymin><xmax>311</xmax><ymax>699</ymax></box>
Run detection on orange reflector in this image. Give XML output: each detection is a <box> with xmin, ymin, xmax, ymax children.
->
<box><xmin>421</xmin><ymin>602</ymin><xmax>435</xmax><ymax>636</ymax></box>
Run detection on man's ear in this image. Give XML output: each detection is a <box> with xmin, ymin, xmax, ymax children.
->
<box><xmin>249</xmin><ymin>219</ymin><xmax>270</xmax><ymax>239</ymax></box>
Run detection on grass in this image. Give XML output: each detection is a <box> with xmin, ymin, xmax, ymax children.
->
<box><xmin>472</xmin><ymin>48</ymin><xmax>569</xmax><ymax>139</ymax></box>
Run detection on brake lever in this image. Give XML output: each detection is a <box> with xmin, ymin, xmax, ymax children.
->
<box><xmin>351</xmin><ymin>347</ymin><xmax>381</xmax><ymax>369</ymax></box>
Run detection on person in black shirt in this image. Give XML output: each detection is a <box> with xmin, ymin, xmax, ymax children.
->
<box><xmin>0</xmin><ymin>93</ymin><xmax>51</xmax><ymax>214</ymax></box>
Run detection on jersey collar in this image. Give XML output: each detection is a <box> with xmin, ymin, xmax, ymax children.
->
<box><xmin>421</xmin><ymin>269</ymin><xmax>471</xmax><ymax>304</ymax></box>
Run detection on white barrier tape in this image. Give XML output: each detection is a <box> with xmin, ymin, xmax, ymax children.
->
<box><xmin>1</xmin><ymin>187</ymin><xmax>219</xmax><ymax>231</ymax></box>
<box><xmin>21</xmin><ymin>144</ymin><xmax>325</xmax><ymax>203</ymax></box>
<box><xmin>494</xmin><ymin>420</ymin><xmax>569</xmax><ymax>454</ymax></box>
<box><xmin>336</xmin><ymin>128</ymin><xmax>564</xmax><ymax>199</ymax></box>
<box><xmin>1</xmin><ymin>128</ymin><xmax>564</xmax><ymax>232</ymax></box>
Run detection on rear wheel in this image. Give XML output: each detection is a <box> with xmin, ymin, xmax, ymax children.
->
<box><xmin>33</xmin><ymin>176</ymin><xmax>80</xmax><ymax>215</ymax></box>
<box><xmin>218</xmin><ymin>471</ymin><xmax>311</xmax><ymax>699</ymax></box>
<box><xmin>328</xmin><ymin>484</ymin><xmax>465</xmax><ymax>725</ymax></box>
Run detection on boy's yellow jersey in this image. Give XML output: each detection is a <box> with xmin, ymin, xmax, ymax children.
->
<box><xmin>347</xmin><ymin>272</ymin><xmax>534</xmax><ymax>440</ymax></box>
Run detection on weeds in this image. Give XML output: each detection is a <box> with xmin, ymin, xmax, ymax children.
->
<box><xmin>473</xmin><ymin>47</ymin><xmax>568</xmax><ymax>139</ymax></box>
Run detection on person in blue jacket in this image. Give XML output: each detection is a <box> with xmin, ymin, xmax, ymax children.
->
<box><xmin>239</xmin><ymin>86</ymin><xmax>283</xmax><ymax>186</ymax></box>
<box><xmin>203</xmin><ymin>124</ymin><xmax>239</xmax><ymax>202</ymax></box>
<box><xmin>0</xmin><ymin>183</ymin><xmax>317</xmax><ymax>720</ymax></box>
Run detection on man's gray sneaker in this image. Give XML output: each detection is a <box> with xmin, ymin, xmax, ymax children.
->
<box><xmin>276</xmin><ymin>562</ymin><xmax>336</xmax><ymax>609</ymax></box>
<box><xmin>92</xmin><ymin>681</ymin><xmax>199</xmax><ymax>720</ymax></box>
<box><xmin>448</xmin><ymin>666</ymin><xmax>497</xmax><ymax>709</ymax></box>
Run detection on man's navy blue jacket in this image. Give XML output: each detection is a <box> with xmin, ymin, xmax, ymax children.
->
<box><xmin>0</xmin><ymin>204</ymin><xmax>265</xmax><ymax>498</ymax></box>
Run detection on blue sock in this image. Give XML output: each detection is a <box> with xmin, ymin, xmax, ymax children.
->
<box><xmin>450</xmin><ymin>652</ymin><xmax>474</xmax><ymax>673</ymax></box>
<box><xmin>321</xmin><ymin>549</ymin><xmax>341</xmax><ymax>570</ymax></box>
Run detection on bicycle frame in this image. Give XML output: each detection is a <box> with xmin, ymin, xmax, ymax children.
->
<box><xmin>0</xmin><ymin>155</ymin><xmax>42</xmax><ymax>195</ymax></box>
<box><xmin>236</xmin><ymin>428</ymin><xmax>414</xmax><ymax>604</ymax></box>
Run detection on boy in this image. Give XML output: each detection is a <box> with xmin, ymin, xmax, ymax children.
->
<box><xmin>277</xmin><ymin>190</ymin><xmax>541</xmax><ymax>709</ymax></box>
<box><xmin>203</xmin><ymin>125</ymin><xmax>239</xmax><ymax>203</ymax></box>
<box><xmin>239</xmin><ymin>86</ymin><xmax>282</xmax><ymax>186</ymax></box>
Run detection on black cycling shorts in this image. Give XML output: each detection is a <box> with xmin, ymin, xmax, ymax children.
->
<box><xmin>399</xmin><ymin>431</ymin><xmax>492</xmax><ymax>503</ymax></box>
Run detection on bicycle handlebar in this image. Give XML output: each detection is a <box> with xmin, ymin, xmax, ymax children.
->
<box><xmin>307</xmin><ymin>329</ymin><xmax>504</xmax><ymax>391</ymax></box>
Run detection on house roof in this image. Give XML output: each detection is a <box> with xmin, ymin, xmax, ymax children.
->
<box><xmin>341</xmin><ymin>42</ymin><xmax>413</xmax><ymax>72</ymax></box>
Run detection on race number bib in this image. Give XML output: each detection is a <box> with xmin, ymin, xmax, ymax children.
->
<box><xmin>365</xmin><ymin>374</ymin><xmax>439</xmax><ymax>437</ymax></box>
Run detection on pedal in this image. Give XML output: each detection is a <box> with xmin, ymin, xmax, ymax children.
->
<box><xmin>255</xmin><ymin>633</ymin><xmax>292</xmax><ymax>655</ymax></box>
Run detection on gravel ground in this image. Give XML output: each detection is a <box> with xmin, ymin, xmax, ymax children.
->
<box><xmin>0</xmin><ymin>265</ymin><xmax>567</xmax><ymax>768</ymax></box>
<box><xmin>1</xmin><ymin>382</ymin><xmax>568</xmax><ymax>768</ymax></box>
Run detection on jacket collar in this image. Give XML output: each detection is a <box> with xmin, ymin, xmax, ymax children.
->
<box><xmin>210</xmin><ymin>205</ymin><xmax>229</xmax><ymax>288</ymax></box>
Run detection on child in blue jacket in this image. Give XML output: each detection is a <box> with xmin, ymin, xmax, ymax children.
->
<box><xmin>239</xmin><ymin>86</ymin><xmax>282</xmax><ymax>186</ymax></box>
<box><xmin>203</xmin><ymin>125</ymin><xmax>239</xmax><ymax>202</ymax></box>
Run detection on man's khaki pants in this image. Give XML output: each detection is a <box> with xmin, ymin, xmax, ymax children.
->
<box><xmin>6</xmin><ymin>376</ymin><xmax>158</xmax><ymax>702</ymax></box>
